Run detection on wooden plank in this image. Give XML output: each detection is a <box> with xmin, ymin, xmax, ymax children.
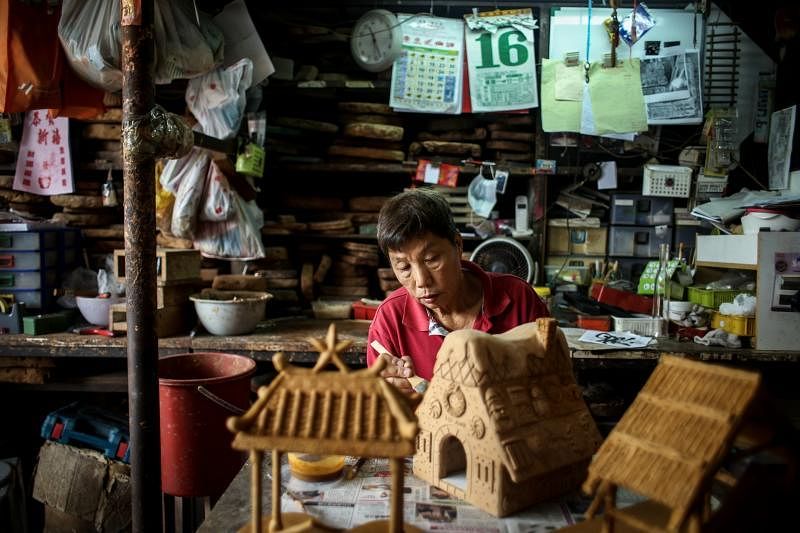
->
<box><xmin>114</xmin><ymin>249</ymin><xmax>202</xmax><ymax>284</ymax></box>
<box><xmin>83</xmin><ymin>124</ymin><xmax>122</xmax><ymax>140</ymax></box>
<box><xmin>327</xmin><ymin>145</ymin><xmax>405</xmax><ymax>162</ymax></box>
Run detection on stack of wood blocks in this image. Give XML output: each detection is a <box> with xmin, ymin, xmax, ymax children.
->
<box><xmin>264</xmin><ymin>195</ymin><xmax>390</xmax><ymax>237</ymax></box>
<box><xmin>330</xmin><ymin>102</ymin><xmax>405</xmax><ymax>163</ymax></box>
<box><xmin>346</xmin><ymin>196</ymin><xmax>387</xmax><ymax>236</ymax></box>
<box><xmin>317</xmin><ymin>241</ymin><xmax>377</xmax><ymax>300</ymax></box>
<box><xmin>257</xmin><ymin>246</ymin><xmax>300</xmax><ymax>306</ymax></box>
<box><xmin>267</xmin><ymin>116</ymin><xmax>338</xmax><ymax>164</ymax></box>
<box><xmin>0</xmin><ymin>174</ymin><xmax>54</xmax><ymax>218</ymax></box>
<box><xmin>486</xmin><ymin>115</ymin><xmax>536</xmax><ymax>164</ymax></box>
<box><xmin>410</xmin><ymin>116</ymin><xmax>485</xmax><ymax>163</ymax></box>
<box><xmin>377</xmin><ymin>268</ymin><xmax>401</xmax><ymax>297</ymax></box>
<box><xmin>110</xmin><ymin>248</ymin><xmax>202</xmax><ymax>337</ymax></box>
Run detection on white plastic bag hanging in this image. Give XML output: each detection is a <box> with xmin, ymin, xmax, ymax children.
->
<box><xmin>467</xmin><ymin>165</ymin><xmax>497</xmax><ymax>218</ymax></box>
<box><xmin>153</xmin><ymin>0</ymin><xmax>224</xmax><ymax>84</ymax></box>
<box><xmin>186</xmin><ymin>58</ymin><xmax>253</xmax><ymax>140</ymax></box>
<box><xmin>200</xmin><ymin>159</ymin><xmax>234</xmax><ymax>222</ymax></box>
<box><xmin>171</xmin><ymin>150</ymin><xmax>212</xmax><ymax>239</ymax></box>
<box><xmin>194</xmin><ymin>193</ymin><xmax>265</xmax><ymax>259</ymax></box>
<box><xmin>159</xmin><ymin>147</ymin><xmax>209</xmax><ymax>194</ymax></box>
<box><xmin>58</xmin><ymin>0</ymin><xmax>122</xmax><ymax>92</ymax></box>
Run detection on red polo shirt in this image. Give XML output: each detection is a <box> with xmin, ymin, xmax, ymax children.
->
<box><xmin>367</xmin><ymin>260</ymin><xmax>549</xmax><ymax>381</ymax></box>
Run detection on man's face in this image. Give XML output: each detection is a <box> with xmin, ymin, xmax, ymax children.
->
<box><xmin>387</xmin><ymin>232</ymin><xmax>463</xmax><ymax>312</ymax></box>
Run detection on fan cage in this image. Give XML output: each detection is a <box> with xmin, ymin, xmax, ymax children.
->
<box><xmin>469</xmin><ymin>237</ymin><xmax>534</xmax><ymax>283</ymax></box>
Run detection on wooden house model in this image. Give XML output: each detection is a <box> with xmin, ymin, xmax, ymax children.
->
<box><xmin>564</xmin><ymin>355</ymin><xmax>791</xmax><ymax>533</ymax></box>
<box><xmin>413</xmin><ymin>318</ymin><xmax>602</xmax><ymax>517</ymax></box>
<box><xmin>227</xmin><ymin>324</ymin><xmax>420</xmax><ymax>533</ymax></box>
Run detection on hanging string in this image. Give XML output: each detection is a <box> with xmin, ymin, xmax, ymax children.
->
<box><xmin>585</xmin><ymin>0</ymin><xmax>593</xmax><ymax>82</ymax></box>
<box><xmin>630</xmin><ymin>0</ymin><xmax>638</xmax><ymax>60</ymax></box>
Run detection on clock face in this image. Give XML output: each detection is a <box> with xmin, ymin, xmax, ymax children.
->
<box><xmin>351</xmin><ymin>9</ymin><xmax>401</xmax><ymax>72</ymax></box>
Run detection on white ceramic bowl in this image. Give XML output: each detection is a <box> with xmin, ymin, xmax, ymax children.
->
<box><xmin>76</xmin><ymin>295</ymin><xmax>124</xmax><ymax>326</ymax></box>
<box><xmin>190</xmin><ymin>290</ymin><xmax>272</xmax><ymax>336</ymax></box>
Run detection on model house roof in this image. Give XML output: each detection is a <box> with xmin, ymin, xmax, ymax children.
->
<box><xmin>583</xmin><ymin>355</ymin><xmax>761</xmax><ymax>525</ymax></box>
<box><xmin>433</xmin><ymin>319</ymin><xmax>572</xmax><ymax>386</ymax></box>
<box><xmin>228</xmin><ymin>324</ymin><xmax>418</xmax><ymax>457</ymax></box>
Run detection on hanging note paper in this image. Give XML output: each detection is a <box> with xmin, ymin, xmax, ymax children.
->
<box><xmin>465</xmin><ymin>9</ymin><xmax>538</xmax><ymax>112</ymax></box>
<box><xmin>390</xmin><ymin>15</ymin><xmax>464</xmax><ymax>114</ymax></box>
<box><xmin>13</xmin><ymin>110</ymin><xmax>73</xmax><ymax>196</ymax></box>
<box><xmin>540</xmin><ymin>58</ymin><xmax>581</xmax><ymax>132</ymax></box>
<box><xmin>554</xmin><ymin>62</ymin><xmax>584</xmax><ymax>101</ymax></box>
<box><xmin>587</xmin><ymin>59</ymin><xmax>648</xmax><ymax>134</ymax></box>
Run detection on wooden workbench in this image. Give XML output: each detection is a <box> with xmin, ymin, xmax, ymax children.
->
<box><xmin>1</xmin><ymin>319</ymin><xmax>798</xmax><ymax>391</ymax></box>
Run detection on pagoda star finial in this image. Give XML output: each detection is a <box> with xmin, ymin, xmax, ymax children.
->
<box><xmin>309</xmin><ymin>323</ymin><xmax>353</xmax><ymax>373</ymax></box>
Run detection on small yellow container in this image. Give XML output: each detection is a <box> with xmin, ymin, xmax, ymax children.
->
<box><xmin>711</xmin><ymin>312</ymin><xmax>756</xmax><ymax>337</ymax></box>
<box><xmin>534</xmin><ymin>286</ymin><xmax>552</xmax><ymax>312</ymax></box>
<box><xmin>287</xmin><ymin>453</ymin><xmax>345</xmax><ymax>482</ymax></box>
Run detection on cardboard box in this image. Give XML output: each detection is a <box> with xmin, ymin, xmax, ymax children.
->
<box><xmin>33</xmin><ymin>441</ymin><xmax>131</xmax><ymax>532</ymax></box>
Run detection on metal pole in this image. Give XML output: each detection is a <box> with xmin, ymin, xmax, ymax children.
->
<box><xmin>121</xmin><ymin>0</ymin><xmax>162</xmax><ymax>530</ymax></box>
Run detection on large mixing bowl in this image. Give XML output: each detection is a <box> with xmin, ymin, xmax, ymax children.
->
<box><xmin>189</xmin><ymin>290</ymin><xmax>272</xmax><ymax>336</ymax></box>
<box><xmin>76</xmin><ymin>295</ymin><xmax>124</xmax><ymax>326</ymax></box>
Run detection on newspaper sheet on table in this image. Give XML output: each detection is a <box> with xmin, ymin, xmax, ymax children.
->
<box><xmin>278</xmin><ymin>458</ymin><xmax>647</xmax><ymax>531</ymax></box>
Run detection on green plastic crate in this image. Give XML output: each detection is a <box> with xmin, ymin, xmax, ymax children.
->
<box><xmin>687</xmin><ymin>287</ymin><xmax>752</xmax><ymax>309</ymax></box>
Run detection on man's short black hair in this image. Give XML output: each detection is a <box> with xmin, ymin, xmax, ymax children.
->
<box><xmin>376</xmin><ymin>189</ymin><xmax>459</xmax><ymax>255</ymax></box>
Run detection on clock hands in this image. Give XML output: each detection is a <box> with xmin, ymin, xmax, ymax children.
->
<box><xmin>368</xmin><ymin>26</ymin><xmax>381</xmax><ymax>60</ymax></box>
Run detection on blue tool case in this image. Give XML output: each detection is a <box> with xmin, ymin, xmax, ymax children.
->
<box><xmin>41</xmin><ymin>402</ymin><xmax>130</xmax><ymax>463</ymax></box>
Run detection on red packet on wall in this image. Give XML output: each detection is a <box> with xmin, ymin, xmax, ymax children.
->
<box><xmin>13</xmin><ymin>110</ymin><xmax>74</xmax><ymax>195</ymax></box>
<box><xmin>414</xmin><ymin>160</ymin><xmax>460</xmax><ymax>187</ymax></box>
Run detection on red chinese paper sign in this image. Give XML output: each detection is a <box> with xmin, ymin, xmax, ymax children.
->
<box><xmin>13</xmin><ymin>110</ymin><xmax>74</xmax><ymax>195</ymax></box>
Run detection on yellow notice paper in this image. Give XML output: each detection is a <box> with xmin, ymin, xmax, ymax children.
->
<box><xmin>588</xmin><ymin>59</ymin><xmax>648</xmax><ymax>134</ymax></box>
<box><xmin>540</xmin><ymin>58</ymin><xmax>581</xmax><ymax>133</ymax></box>
<box><xmin>554</xmin><ymin>62</ymin><xmax>584</xmax><ymax>101</ymax></box>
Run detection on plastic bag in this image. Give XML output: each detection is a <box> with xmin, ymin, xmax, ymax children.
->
<box><xmin>194</xmin><ymin>192</ymin><xmax>265</xmax><ymax>259</ymax></box>
<box><xmin>171</xmin><ymin>149</ymin><xmax>212</xmax><ymax>239</ymax></box>
<box><xmin>58</xmin><ymin>0</ymin><xmax>122</xmax><ymax>92</ymax></box>
<box><xmin>467</xmin><ymin>168</ymin><xmax>497</xmax><ymax>218</ymax></box>
<box><xmin>155</xmin><ymin>160</ymin><xmax>175</xmax><ymax>234</ymax></box>
<box><xmin>186</xmin><ymin>58</ymin><xmax>253</xmax><ymax>139</ymax></box>
<box><xmin>57</xmin><ymin>267</ymin><xmax>99</xmax><ymax>308</ymax></box>
<box><xmin>153</xmin><ymin>0</ymin><xmax>224</xmax><ymax>84</ymax></box>
<box><xmin>200</xmin><ymin>159</ymin><xmax>234</xmax><ymax>221</ymax></box>
<box><xmin>159</xmin><ymin>147</ymin><xmax>209</xmax><ymax>194</ymax></box>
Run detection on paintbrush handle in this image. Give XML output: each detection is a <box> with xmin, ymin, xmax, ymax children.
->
<box><xmin>370</xmin><ymin>340</ymin><xmax>427</xmax><ymax>392</ymax></box>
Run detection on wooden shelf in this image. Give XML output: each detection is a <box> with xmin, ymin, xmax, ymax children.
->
<box><xmin>270</xmin><ymin>160</ymin><xmax>540</xmax><ymax>176</ymax></box>
<box><xmin>269</xmin><ymin>161</ymin><xmax>412</xmax><ymax>174</ymax></box>
<box><xmin>269</xmin><ymin>80</ymin><xmax>390</xmax><ymax>90</ymax></box>
<box><xmin>695</xmin><ymin>260</ymin><xmax>758</xmax><ymax>271</ymax></box>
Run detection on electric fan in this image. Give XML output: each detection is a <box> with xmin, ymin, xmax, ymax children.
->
<box><xmin>469</xmin><ymin>237</ymin><xmax>535</xmax><ymax>283</ymax></box>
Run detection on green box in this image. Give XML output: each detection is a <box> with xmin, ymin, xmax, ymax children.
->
<box><xmin>23</xmin><ymin>309</ymin><xmax>76</xmax><ymax>335</ymax></box>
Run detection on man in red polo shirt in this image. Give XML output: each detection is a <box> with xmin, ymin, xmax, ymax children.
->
<box><xmin>367</xmin><ymin>189</ymin><xmax>548</xmax><ymax>395</ymax></box>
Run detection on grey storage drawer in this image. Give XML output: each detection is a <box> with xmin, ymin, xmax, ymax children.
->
<box><xmin>610</xmin><ymin>194</ymin><xmax>673</xmax><ymax>225</ymax></box>
<box><xmin>608</xmin><ymin>225</ymin><xmax>672</xmax><ymax>257</ymax></box>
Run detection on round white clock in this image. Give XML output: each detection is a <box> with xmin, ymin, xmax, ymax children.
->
<box><xmin>350</xmin><ymin>9</ymin><xmax>402</xmax><ymax>72</ymax></box>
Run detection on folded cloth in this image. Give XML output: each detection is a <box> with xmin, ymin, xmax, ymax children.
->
<box><xmin>694</xmin><ymin>328</ymin><xmax>741</xmax><ymax>348</ymax></box>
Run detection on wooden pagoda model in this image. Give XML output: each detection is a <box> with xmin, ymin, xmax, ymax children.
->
<box><xmin>414</xmin><ymin>319</ymin><xmax>602</xmax><ymax>516</ymax></box>
<box><xmin>565</xmin><ymin>355</ymin><xmax>769</xmax><ymax>533</ymax></box>
<box><xmin>227</xmin><ymin>324</ymin><xmax>420</xmax><ymax>533</ymax></box>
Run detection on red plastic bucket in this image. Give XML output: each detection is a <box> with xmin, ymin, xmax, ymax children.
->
<box><xmin>158</xmin><ymin>352</ymin><xmax>256</xmax><ymax>497</ymax></box>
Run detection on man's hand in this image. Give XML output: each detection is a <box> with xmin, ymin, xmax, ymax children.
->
<box><xmin>377</xmin><ymin>352</ymin><xmax>416</xmax><ymax>396</ymax></box>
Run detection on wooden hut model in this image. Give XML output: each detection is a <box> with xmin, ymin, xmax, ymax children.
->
<box><xmin>565</xmin><ymin>355</ymin><xmax>774</xmax><ymax>533</ymax></box>
<box><xmin>227</xmin><ymin>324</ymin><xmax>420</xmax><ymax>533</ymax></box>
<box><xmin>413</xmin><ymin>318</ymin><xmax>602</xmax><ymax>517</ymax></box>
